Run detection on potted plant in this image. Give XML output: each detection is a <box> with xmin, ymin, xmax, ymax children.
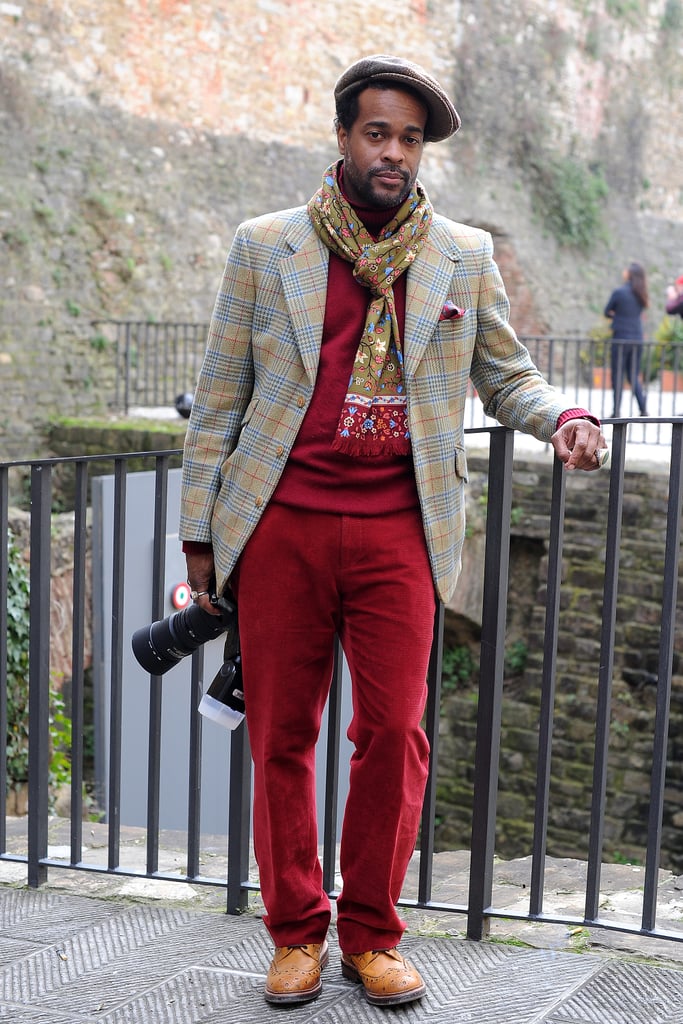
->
<box><xmin>651</xmin><ymin>315</ymin><xmax>683</xmax><ymax>391</ymax></box>
<box><xmin>580</xmin><ymin>320</ymin><xmax>613</xmax><ymax>388</ymax></box>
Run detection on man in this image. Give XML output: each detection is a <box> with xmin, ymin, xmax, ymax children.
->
<box><xmin>180</xmin><ymin>55</ymin><xmax>606</xmax><ymax>1008</ymax></box>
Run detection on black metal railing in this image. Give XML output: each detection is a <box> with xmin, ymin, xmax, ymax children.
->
<box><xmin>98</xmin><ymin>321</ymin><xmax>683</xmax><ymax>446</ymax></box>
<box><xmin>1</xmin><ymin>423</ymin><xmax>683</xmax><ymax>946</ymax></box>
<box><xmin>96</xmin><ymin>320</ymin><xmax>209</xmax><ymax>413</ymax></box>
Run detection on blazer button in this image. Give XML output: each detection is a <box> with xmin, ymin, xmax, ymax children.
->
<box><xmin>255</xmin><ymin>495</ymin><xmax>264</xmax><ymax>507</ymax></box>
<box><xmin>275</xmin><ymin>444</ymin><xmax>284</xmax><ymax>456</ymax></box>
<box><xmin>296</xmin><ymin>395</ymin><xmax>305</xmax><ymax>408</ymax></box>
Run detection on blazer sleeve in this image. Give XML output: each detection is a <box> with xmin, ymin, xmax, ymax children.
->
<box><xmin>179</xmin><ymin>228</ymin><xmax>256</xmax><ymax>543</ymax></box>
<box><xmin>467</xmin><ymin>233</ymin><xmax>571</xmax><ymax>442</ymax></box>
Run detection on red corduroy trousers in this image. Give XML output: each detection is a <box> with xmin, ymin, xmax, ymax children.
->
<box><xmin>231</xmin><ymin>503</ymin><xmax>436</xmax><ymax>953</ymax></box>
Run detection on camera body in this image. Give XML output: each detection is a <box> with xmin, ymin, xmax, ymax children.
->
<box><xmin>131</xmin><ymin>593</ymin><xmax>244</xmax><ymax>730</ymax></box>
<box><xmin>198</xmin><ymin>653</ymin><xmax>245</xmax><ymax>730</ymax></box>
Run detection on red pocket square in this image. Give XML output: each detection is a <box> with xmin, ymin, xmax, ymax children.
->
<box><xmin>439</xmin><ymin>301</ymin><xmax>466</xmax><ymax>321</ymax></box>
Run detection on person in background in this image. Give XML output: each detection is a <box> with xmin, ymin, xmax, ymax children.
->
<box><xmin>179</xmin><ymin>54</ymin><xmax>606</xmax><ymax>1009</ymax></box>
<box><xmin>666</xmin><ymin>274</ymin><xmax>683</xmax><ymax>318</ymax></box>
<box><xmin>604</xmin><ymin>261</ymin><xmax>649</xmax><ymax>417</ymax></box>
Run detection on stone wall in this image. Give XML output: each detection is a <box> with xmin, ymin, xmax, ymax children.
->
<box><xmin>1</xmin><ymin>0</ymin><xmax>683</xmax><ymax>458</ymax></box>
<box><xmin>438</xmin><ymin>451</ymin><xmax>683</xmax><ymax>871</ymax></box>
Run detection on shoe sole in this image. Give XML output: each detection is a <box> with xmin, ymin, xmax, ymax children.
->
<box><xmin>340</xmin><ymin>959</ymin><xmax>426</xmax><ymax>1006</ymax></box>
<box><xmin>264</xmin><ymin>946</ymin><xmax>329</xmax><ymax>1005</ymax></box>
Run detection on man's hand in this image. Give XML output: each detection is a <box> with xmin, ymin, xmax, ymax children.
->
<box><xmin>551</xmin><ymin>418</ymin><xmax>609</xmax><ymax>472</ymax></box>
<box><xmin>185</xmin><ymin>549</ymin><xmax>221</xmax><ymax>616</ymax></box>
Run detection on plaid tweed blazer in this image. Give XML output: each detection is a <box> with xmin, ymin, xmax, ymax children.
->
<box><xmin>180</xmin><ymin>204</ymin><xmax>570</xmax><ymax>603</ymax></box>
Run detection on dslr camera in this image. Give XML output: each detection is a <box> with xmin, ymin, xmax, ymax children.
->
<box><xmin>131</xmin><ymin>593</ymin><xmax>245</xmax><ymax>730</ymax></box>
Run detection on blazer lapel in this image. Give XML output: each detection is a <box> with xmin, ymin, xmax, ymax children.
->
<box><xmin>279</xmin><ymin>222</ymin><xmax>329</xmax><ymax>386</ymax></box>
<box><xmin>277</xmin><ymin>216</ymin><xmax>470</xmax><ymax>384</ymax></box>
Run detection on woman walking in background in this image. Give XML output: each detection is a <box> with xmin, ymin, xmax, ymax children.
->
<box><xmin>604</xmin><ymin>261</ymin><xmax>649</xmax><ymax>418</ymax></box>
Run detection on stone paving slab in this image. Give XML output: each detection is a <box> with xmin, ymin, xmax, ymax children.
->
<box><xmin>3</xmin><ymin>815</ymin><xmax>683</xmax><ymax>1021</ymax></box>
<box><xmin>4</xmin><ymin>825</ymin><xmax>683</xmax><ymax>966</ymax></box>
<box><xmin>0</xmin><ymin>888</ymin><xmax>682</xmax><ymax>1023</ymax></box>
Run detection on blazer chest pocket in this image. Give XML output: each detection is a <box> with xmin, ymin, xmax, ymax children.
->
<box><xmin>455</xmin><ymin>448</ymin><xmax>468</xmax><ymax>482</ymax></box>
<box><xmin>240</xmin><ymin>396</ymin><xmax>259</xmax><ymax>428</ymax></box>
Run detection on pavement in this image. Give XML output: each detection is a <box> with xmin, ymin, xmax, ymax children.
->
<box><xmin>1</xmin><ymin>821</ymin><xmax>683</xmax><ymax>1023</ymax></box>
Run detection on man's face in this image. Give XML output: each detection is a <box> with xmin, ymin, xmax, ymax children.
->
<box><xmin>336</xmin><ymin>86</ymin><xmax>427</xmax><ymax>209</ymax></box>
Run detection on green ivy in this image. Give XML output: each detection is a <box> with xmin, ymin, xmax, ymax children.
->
<box><xmin>606</xmin><ymin>0</ymin><xmax>643</xmax><ymax>21</ymax></box>
<box><xmin>530</xmin><ymin>156</ymin><xmax>608</xmax><ymax>250</ymax></box>
<box><xmin>89</xmin><ymin>333</ymin><xmax>109</xmax><ymax>353</ymax></box>
<box><xmin>441</xmin><ymin>645</ymin><xmax>477</xmax><ymax>694</ymax></box>
<box><xmin>505</xmin><ymin>641</ymin><xmax>528</xmax><ymax>677</ymax></box>
<box><xmin>48</xmin><ymin>684</ymin><xmax>72</xmax><ymax>794</ymax></box>
<box><xmin>441</xmin><ymin>639</ymin><xmax>529</xmax><ymax>699</ymax></box>
<box><xmin>5</xmin><ymin>532</ymin><xmax>73</xmax><ymax>800</ymax></box>
<box><xmin>661</xmin><ymin>0</ymin><xmax>683</xmax><ymax>31</ymax></box>
<box><xmin>6</xmin><ymin>532</ymin><xmax>30</xmax><ymax>788</ymax></box>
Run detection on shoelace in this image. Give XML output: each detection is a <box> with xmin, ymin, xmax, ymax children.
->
<box><xmin>283</xmin><ymin>945</ymin><xmax>318</xmax><ymax>959</ymax></box>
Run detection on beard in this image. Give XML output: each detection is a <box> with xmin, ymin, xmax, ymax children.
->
<box><xmin>342</xmin><ymin>157</ymin><xmax>414</xmax><ymax>209</ymax></box>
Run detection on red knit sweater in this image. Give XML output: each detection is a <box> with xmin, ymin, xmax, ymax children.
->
<box><xmin>271</xmin><ymin>201</ymin><xmax>419</xmax><ymax>515</ymax></box>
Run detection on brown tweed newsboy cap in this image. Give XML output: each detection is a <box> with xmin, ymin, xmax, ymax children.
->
<box><xmin>334</xmin><ymin>54</ymin><xmax>461</xmax><ymax>143</ymax></box>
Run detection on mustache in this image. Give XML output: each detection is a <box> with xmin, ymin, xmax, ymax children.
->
<box><xmin>370</xmin><ymin>166</ymin><xmax>410</xmax><ymax>181</ymax></box>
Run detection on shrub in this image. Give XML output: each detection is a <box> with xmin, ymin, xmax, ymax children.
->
<box><xmin>580</xmin><ymin>320</ymin><xmax>612</xmax><ymax>381</ymax></box>
<box><xmin>660</xmin><ymin>0</ymin><xmax>682</xmax><ymax>31</ymax></box>
<box><xmin>651</xmin><ymin>314</ymin><xmax>683</xmax><ymax>374</ymax></box>
<box><xmin>441</xmin><ymin>645</ymin><xmax>477</xmax><ymax>694</ymax></box>
<box><xmin>529</xmin><ymin>155</ymin><xmax>608</xmax><ymax>250</ymax></box>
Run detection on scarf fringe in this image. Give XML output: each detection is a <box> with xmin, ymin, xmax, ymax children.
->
<box><xmin>331</xmin><ymin>436</ymin><xmax>411</xmax><ymax>457</ymax></box>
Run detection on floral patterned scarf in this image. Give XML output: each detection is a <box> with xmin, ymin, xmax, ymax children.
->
<box><xmin>307</xmin><ymin>160</ymin><xmax>432</xmax><ymax>455</ymax></box>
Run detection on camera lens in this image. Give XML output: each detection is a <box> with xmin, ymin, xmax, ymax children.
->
<box><xmin>131</xmin><ymin>602</ymin><xmax>227</xmax><ymax>675</ymax></box>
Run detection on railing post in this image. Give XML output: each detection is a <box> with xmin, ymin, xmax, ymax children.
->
<box><xmin>186</xmin><ymin>647</ymin><xmax>204</xmax><ymax>878</ymax></box>
<box><xmin>27</xmin><ymin>464</ymin><xmax>52</xmax><ymax>888</ymax></box>
<box><xmin>529</xmin><ymin>455</ymin><xmax>567</xmax><ymax>914</ymax></box>
<box><xmin>226</xmin><ymin>724</ymin><xmax>252</xmax><ymax>914</ymax></box>
<box><xmin>124</xmin><ymin>323</ymin><xmax>132</xmax><ymax>415</ymax></box>
<box><xmin>107</xmin><ymin>459</ymin><xmax>127</xmax><ymax>870</ymax></box>
<box><xmin>467</xmin><ymin>427</ymin><xmax>514</xmax><ymax>939</ymax></box>
<box><xmin>69</xmin><ymin>461</ymin><xmax>88</xmax><ymax>863</ymax></box>
<box><xmin>642</xmin><ymin>421</ymin><xmax>683</xmax><ymax>930</ymax></box>
<box><xmin>585</xmin><ymin>422</ymin><xmax>626</xmax><ymax>919</ymax></box>
<box><xmin>0</xmin><ymin>466</ymin><xmax>8</xmax><ymax>854</ymax></box>
<box><xmin>418</xmin><ymin>600</ymin><xmax>445</xmax><ymax>904</ymax></box>
<box><xmin>146</xmin><ymin>455</ymin><xmax>169</xmax><ymax>874</ymax></box>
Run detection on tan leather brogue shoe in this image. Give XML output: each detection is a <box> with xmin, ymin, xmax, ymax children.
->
<box><xmin>264</xmin><ymin>941</ymin><xmax>329</xmax><ymax>1005</ymax></box>
<box><xmin>340</xmin><ymin>947</ymin><xmax>426</xmax><ymax>1006</ymax></box>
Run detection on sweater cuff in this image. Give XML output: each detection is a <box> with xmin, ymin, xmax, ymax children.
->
<box><xmin>556</xmin><ymin>408</ymin><xmax>601</xmax><ymax>430</ymax></box>
<box><xmin>182</xmin><ymin>540</ymin><xmax>213</xmax><ymax>555</ymax></box>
